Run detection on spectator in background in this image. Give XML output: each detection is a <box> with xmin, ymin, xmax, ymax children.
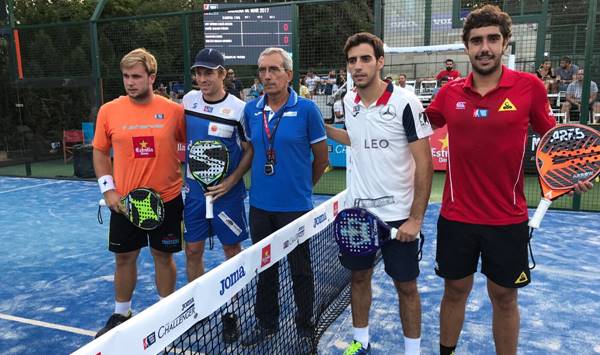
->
<box><xmin>561</xmin><ymin>68</ymin><xmax>600</xmax><ymax>122</ymax></box>
<box><xmin>337</xmin><ymin>68</ymin><xmax>347</xmax><ymax>88</ymax></box>
<box><xmin>431</xmin><ymin>76</ymin><xmax>449</xmax><ymax>99</ymax></box>
<box><xmin>397</xmin><ymin>73</ymin><xmax>415</xmax><ymax>93</ymax></box>
<box><xmin>225</xmin><ymin>68</ymin><xmax>245</xmax><ymax>100</ymax></box>
<box><xmin>169</xmin><ymin>90</ymin><xmax>181</xmax><ymax>103</ymax></box>
<box><xmin>154</xmin><ymin>83</ymin><xmax>169</xmax><ymax>98</ymax></box>
<box><xmin>536</xmin><ymin>58</ymin><xmax>557</xmax><ymax>93</ymax></box>
<box><xmin>248</xmin><ymin>77</ymin><xmax>263</xmax><ymax>100</ymax></box>
<box><xmin>299</xmin><ymin>76</ymin><xmax>311</xmax><ymax>99</ymax></box>
<box><xmin>436</xmin><ymin>59</ymin><xmax>461</xmax><ymax>81</ymax></box>
<box><xmin>555</xmin><ymin>56</ymin><xmax>579</xmax><ymax>92</ymax></box>
<box><xmin>324</xmin><ymin>70</ymin><xmax>337</xmax><ymax>95</ymax></box>
<box><xmin>305</xmin><ymin>70</ymin><xmax>321</xmax><ymax>96</ymax></box>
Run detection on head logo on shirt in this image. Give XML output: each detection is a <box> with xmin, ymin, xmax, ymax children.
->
<box><xmin>132</xmin><ymin>136</ymin><xmax>156</xmax><ymax>158</ymax></box>
<box><xmin>220</xmin><ymin>107</ymin><xmax>233</xmax><ymax>116</ymax></box>
<box><xmin>379</xmin><ymin>104</ymin><xmax>396</xmax><ymax>121</ymax></box>
<box><xmin>499</xmin><ymin>98</ymin><xmax>517</xmax><ymax>112</ymax></box>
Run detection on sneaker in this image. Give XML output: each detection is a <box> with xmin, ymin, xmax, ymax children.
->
<box><xmin>95</xmin><ymin>311</ymin><xmax>132</xmax><ymax>338</ymax></box>
<box><xmin>343</xmin><ymin>340</ymin><xmax>371</xmax><ymax>355</ymax></box>
<box><xmin>221</xmin><ymin>312</ymin><xmax>240</xmax><ymax>343</ymax></box>
<box><xmin>241</xmin><ymin>324</ymin><xmax>277</xmax><ymax>347</ymax></box>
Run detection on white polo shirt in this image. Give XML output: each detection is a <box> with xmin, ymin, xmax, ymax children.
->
<box><xmin>344</xmin><ymin>82</ymin><xmax>432</xmax><ymax>221</ymax></box>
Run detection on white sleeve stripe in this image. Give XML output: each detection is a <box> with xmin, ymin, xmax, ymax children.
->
<box><xmin>310</xmin><ymin>136</ymin><xmax>327</xmax><ymax>144</ymax></box>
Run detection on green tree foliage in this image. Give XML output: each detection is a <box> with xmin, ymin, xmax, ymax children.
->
<box><xmin>299</xmin><ymin>0</ymin><xmax>373</xmax><ymax>72</ymax></box>
<box><xmin>1</xmin><ymin>0</ymin><xmax>374</xmax><ymax>156</ymax></box>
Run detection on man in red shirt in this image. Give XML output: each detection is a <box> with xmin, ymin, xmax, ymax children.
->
<box><xmin>425</xmin><ymin>6</ymin><xmax>591</xmax><ymax>355</ymax></box>
<box><xmin>435</xmin><ymin>59</ymin><xmax>461</xmax><ymax>82</ymax></box>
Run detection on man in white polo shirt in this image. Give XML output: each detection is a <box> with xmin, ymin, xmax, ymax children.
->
<box><xmin>326</xmin><ymin>32</ymin><xmax>433</xmax><ymax>355</ymax></box>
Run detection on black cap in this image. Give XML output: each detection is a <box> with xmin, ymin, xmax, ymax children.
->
<box><xmin>191</xmin><ymin>48</ymin><xmax>224</xmax><ymax>70</ymax></box>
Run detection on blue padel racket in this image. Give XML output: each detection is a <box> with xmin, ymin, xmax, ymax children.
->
<box><xmin>99</xmin><ymin>187</ymin><xmax>165</xmax><ymax>231</ymax></box>
<box><xmin>188</xmin><ymin>140</ymin><xmax>230</xmax><ymax>219</ymax></box>
<box><xmin>333</xmin><ymin>207</ymin><xmax>419</xmax><ymax>256</ymax></box>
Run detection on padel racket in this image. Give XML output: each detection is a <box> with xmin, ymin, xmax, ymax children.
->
<box><xmin>188</xmin><ymin>140</ymin><xmax>229</xmax><ymax>219</ymax></box>
<box><xmin>99</xmin><ymin>188</ymin><xmax>164</xmax><ymax>231</ymax></box>
<box><xmin>529</xmin><ymin>123</ymin><xmax>600</xmax><ymax>229</ymax></box>
<box><xmin>333</xmin><ymin>207</ymin><xmax>420</xmax><ymax>256</ymax></box>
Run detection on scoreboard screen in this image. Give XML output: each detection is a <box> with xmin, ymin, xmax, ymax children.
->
<box><xmin>203</xmin><ymin>3</ymin><xmax>293</xmax><ymax>65</ymax></box>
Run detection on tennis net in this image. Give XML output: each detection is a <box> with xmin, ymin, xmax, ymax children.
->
<box><xmin>74</xmin><ymin>191</ymin><xmax>350</xmax><ymax>355</ymax></box>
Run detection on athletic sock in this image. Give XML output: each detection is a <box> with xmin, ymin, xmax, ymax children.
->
<box><xmin>353</xmin><ymin>326</ymin><xmax>369</xmax><ymax>348</ymax></box>
<box><xmin>404</xmin><ymin>336</ymin><xmax>421</xmax><ymax>355</ymax></box>
<box><xmin>440</xmin><ymin>344</ymin><xmax>457</xmax><ymax>355</ymax></box>
<box><xmin>114</xmin><ymin>301</ymin><xmax>131</xmax><ymax>316</ymax></box>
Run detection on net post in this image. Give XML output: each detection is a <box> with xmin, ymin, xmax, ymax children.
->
<box><xmin>578</xmin><ymin>0</ymin><xmax>597</xmax><ymax>126</ymax></box>
<box><xmin>291</xmin><ymin>4</ymin><xmax>300</xmax><ymax>91</ymax></box>
<box><xmin>182</xmin><ymin>13</ymin><xmax>192</xmax><ymax>93</ymax></box>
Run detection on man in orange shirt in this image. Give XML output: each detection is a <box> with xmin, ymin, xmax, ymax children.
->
<box><xmin>92</xmin><ymin>48</ymin><xmax>185</xmax><ymax>338</ymax></box>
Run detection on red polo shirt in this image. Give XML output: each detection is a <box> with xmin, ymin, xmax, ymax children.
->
<box><xmin>425</xmin><ymin>66</ymin><xmax>556</xmax><ymax>225</ymax></box>
<box><xmin>436</xmin><ymin>69</ymin><xmax>461</xmax><ymax>81</ymax></box>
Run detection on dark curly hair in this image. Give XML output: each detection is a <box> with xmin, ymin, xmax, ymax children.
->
<box><xmin>462</xmin><ymin>5</ymin><xmax>512</xmax><ymax>47</ymax></box>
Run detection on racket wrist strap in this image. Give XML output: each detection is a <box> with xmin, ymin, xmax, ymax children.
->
<box><xmin>98</xmin><ymin>175</ymin><xmax>116</xmax><ymax>194</ymax></box>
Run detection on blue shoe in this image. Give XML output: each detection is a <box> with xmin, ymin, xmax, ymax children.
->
<box><xmin>343</xmin><ymin>340</ymin><xmax>371</xmax><ymax>354</ymax></box>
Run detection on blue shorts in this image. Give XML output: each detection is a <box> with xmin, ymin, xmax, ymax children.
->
<box><xmin>183</xmin><ymin>195</ymin><xmax>249</xmax><ymax>246</ymax></box>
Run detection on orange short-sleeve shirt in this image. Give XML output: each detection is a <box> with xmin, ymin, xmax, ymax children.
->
<box><xmin>93</xmin><ymin>95</ymin><xmax>185</xmax><ymax>202</ymax></box>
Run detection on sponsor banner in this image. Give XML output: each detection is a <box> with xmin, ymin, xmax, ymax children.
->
<box><xmin>429</xmin><ymin>126</ymin><xmax>448</xmax><ymax>171</ymax></box>
<box><xmin>327</xmin><ymin>123</ymin><xmax>347</xmax><ymax>168</ymax></box>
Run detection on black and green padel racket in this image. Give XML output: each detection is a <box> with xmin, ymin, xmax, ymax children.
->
<box><xmin>99</xmin><ymin>187</ymin><xmax>165</xmax><ymax>230</ymax></box>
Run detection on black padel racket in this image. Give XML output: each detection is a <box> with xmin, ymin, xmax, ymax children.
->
<box><xmin>529</xmin><ymin>123</ymin><xmax>600</xmax><ymax>229</ymax></box>
<box><xmin>188</xmin><ymin>140</ymin><xmax>229</xmax><ymax>219</ymax></box>
<box><xmin>100</xmin><ymin>188</ymin><xmax>164</xmax><ymax>230</ymax></box>
<box><xmin>333</xmin><ymin>207</ymin><xmax>420</xmax><ymax>256</ymax></box>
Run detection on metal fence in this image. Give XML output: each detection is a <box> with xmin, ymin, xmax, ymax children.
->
<box><xmin>0</xmin><ymin>0</ymin><xmax>599</xmax><ymax>211</ymax></box>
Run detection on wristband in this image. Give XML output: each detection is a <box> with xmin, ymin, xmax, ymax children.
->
<box><xmin>98</xmin><ymin>175</ymin><xmax>116</xmax><ymax>194</ymax></box>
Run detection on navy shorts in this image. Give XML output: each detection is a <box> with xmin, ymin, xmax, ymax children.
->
<box><xmin>109</xmin><ymin>194</ymin><xmax>183</xmax><ymax>253</ymax></box>
<box><xmin>338</xmin><ymin>219</ymin><xmax>422</xmax><ymax>282</ymax></box>
<box><xmin>183</xmin><ymin>195</ymin><xmax>249</xmax><ymax>246</ymax></box>
<box><xmin>435</xmin><ymin>215</ymin><xmax>531</xmax><ymax>288</ymax></box>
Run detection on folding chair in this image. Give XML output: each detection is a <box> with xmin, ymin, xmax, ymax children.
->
<box><xmin>63</xmin><ymin>130</ymin><xmax>84</xmax><ymax>163</ymax></box>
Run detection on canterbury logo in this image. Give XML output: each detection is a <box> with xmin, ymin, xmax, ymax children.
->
<box><xmin>499</xmin><ymin>98</ymin><xmax>517</xmax><ymax>112</ymax></box>
<box><xmin>514</xmin><ymin>271</ymin><xmax>528</xmax><ymax>284</ymax></box>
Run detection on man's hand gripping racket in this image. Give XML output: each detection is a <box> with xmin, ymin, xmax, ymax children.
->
<box><xmin>99</xmin><ymin>187</ymin><xmax>165</xmax><ymax>231</ymax></box>
<box><xmin>529</xmin><ymin>123</ymin><xmax>599</xmax><ymax>229</ymax></box>
<box><xmin>188</xmin><ymin>140</ymin><xmax>230</xmax><ymax>219</ymax></box>
<box><xmin>333</xmin><ymin>207</ymin><xmax>421</xmax><ymax>256</ymax></box>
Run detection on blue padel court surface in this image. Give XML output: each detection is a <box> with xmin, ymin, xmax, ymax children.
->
<box><xmin>1</xmin><ymin>177</ymin><xmax>599</xmax><ymax>354</ymax></box>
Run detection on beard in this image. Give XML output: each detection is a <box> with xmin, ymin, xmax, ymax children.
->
<box><xmin>128</xmin><ymin>86</ymin><xmax>151</xmax><ymax>101</ymax></box>
<box><xmin>471</xmin><ymin>53</ymin><xmax>502</xmax><ymax>76</ymax></box>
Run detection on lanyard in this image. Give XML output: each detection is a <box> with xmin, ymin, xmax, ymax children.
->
<box><xmin>262</xmin><ymin>109</ymin><xmax>284</xmax><ymax>162</ymax></box>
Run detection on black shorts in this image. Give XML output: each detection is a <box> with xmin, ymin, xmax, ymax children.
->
<box><xmin>338</xmin><ymin>219</ymin><xmax>422</xmax><ymax>282</ymax></box>
<box><xmin>108</xmin><ymin>194</ymin><xmax>183</xmax><ymax>254</ymax></box>
<box><xmin>435</xmin><ymin>215</ymin><xmax>531</xmax><ymax>288</ymax></box>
